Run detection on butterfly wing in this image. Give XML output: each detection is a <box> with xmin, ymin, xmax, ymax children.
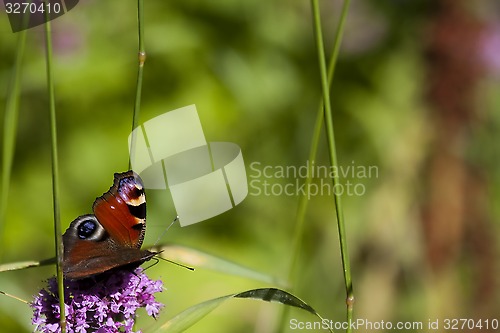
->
<box><xmin>62</xmin><ymin>171</ymin><xmax>154</xmax><ymax>280</ymax></box>
<box><xmin>93</xmin><ymin>171</ymin><xmax>147</xmax><ymax>249</ymax></box>
<box><xmin>62</xmin><ymin>214</ymin><xmax>155</xmax><ymax>279</ymax></box>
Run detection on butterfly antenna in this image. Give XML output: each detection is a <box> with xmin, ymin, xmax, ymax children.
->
<box><xmin>154</xmin><ymin>215</ymin><xmax>179</xmax><ymax>245</ymax></box>
<box><xmin>159</xmin><ymin>257</ymin><xmax>195</xmax><ymax>271</ymax></box>
<box><xmin>0</xmin><ymin>291</ymin><xmax>29</xmax><ymax>304</ymax></box>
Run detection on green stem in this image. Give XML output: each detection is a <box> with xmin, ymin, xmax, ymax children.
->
<box><xmin>311</xmin><ymin>0</ymin><xmax>354</xmax><ymax>329</ymax></box>
<box><xmin>288</xmin><ymin>0</ymin><xmax>352</xmax><ymax>290</ymax></box>
<box><xmin>129</xmin><ymin>0</ymin><xmax>146</xmax><ymax>170</ymax></box>
<box><xmin>278</xmin><ymin>1</ymin><xmax>353</xmax><ymax>332</ymax></box>
<box><xmin>44</xmin><ymin>16</ymin><xmax>66</xmax><ymax>333</ymax></box>
<box><xmin>0</xmin><ymin>29</ymin><xmax>27</xmax><ymax>259</ymax></box>
<box><xmin>276</xmin><ymin>99</ymin><xmax>325</xmax><ymax>333</ymax></box>
<box><xmin>287</xmin><ymin>0</ymin><xmax>350</xmax><ymax>280</ymax></box>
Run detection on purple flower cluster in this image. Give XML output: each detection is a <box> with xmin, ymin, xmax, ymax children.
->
<box><xmin>31</xmin><ymin>268</ymin><xmax>164</xmax><ymax>333</ymax></box>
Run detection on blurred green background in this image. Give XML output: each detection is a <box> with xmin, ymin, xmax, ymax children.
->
<box><xmin>1</xmin><ymin>0</ymin><xmax>499</xmax><ymax>332</ymax></box>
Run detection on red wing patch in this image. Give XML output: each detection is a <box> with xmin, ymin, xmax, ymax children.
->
<box><xmin>93</xmin><ymin>171</ymin><xmax>146</xmax><ymax>249</ymax></box>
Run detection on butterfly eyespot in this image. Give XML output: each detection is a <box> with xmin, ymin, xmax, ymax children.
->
<box><xmin>77</xmin><ymin>219</ymin><xmax>98</xmax><ymax>239</ymax></box>
<box><xmin>132</xmin><ymin>187</ymin><xmax>144</xmax><ymax>197</ymax></box>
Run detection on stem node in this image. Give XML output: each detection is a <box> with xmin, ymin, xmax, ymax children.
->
<box><xmin>138</xmin><ymin>51</ymin><xmax>146</xmax><ymax>67</ymax></box>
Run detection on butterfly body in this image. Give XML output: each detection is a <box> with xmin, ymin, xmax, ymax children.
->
<box><xmin>63</xmin><ymin>171</ymin><xmax>157</xmax><ymax>280</ymax></box>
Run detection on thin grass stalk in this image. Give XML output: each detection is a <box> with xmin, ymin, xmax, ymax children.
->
<box><xmin>0</xmin><ymin>29</ymin><xmax>27</xmax><ymax>258</ymax></box>
<box><xmin>311</xmin><ymin>0</ymin><xmax>354</xmax><ymax>329</ymax></box>
<box><xmin>44</xmin><ymin>16</ymin><xmax>66</xmax><ymax>333</ymax></box>
<box><xmin>286</xmin><ymin>97</ymin><xmax>323</xmax><ymax>286</ymax></box>
<box><xmin>275</xmin><ymin>104</ymin><xmax>324</xmax><ymax>333</ymax></box>
<box><xmin>129</xmin><ymin>0</ymin><xmax>146</xmax><ymax>170</ymax></box>
<box><xmin>287</xmin><ymin>0</ymin><xmax>351</xmax><ymax>287</ymax></box>
<box><xmin>276</xmin><ymin>1</ymin><xmax>352</xmax><ymax>332</ymax></box>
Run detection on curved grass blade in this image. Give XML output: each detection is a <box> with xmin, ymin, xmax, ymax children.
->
<box><xmin>1</xmin><ymin>18</ymin><xmax>27</xmax><ymax>257</ymax></box>
<box><xmin>235</xmin><ymin>288</ymin><xmax>315</xmax><ymax>313</ymax></box>
<box><xmin>0</xmin><ymin>257</ymin><xmax>55</xmax><ymax>273</ymax></box>
<box><xmin>152</xmin><ymin>244</ymin><xmax>286</xmax><ymax>286</ymax></box>
<box><xmin>148</xmin><ymin>288</ymin><xmax>333</xmax><ymax>333</ymax></box>
<box><xmin>148</xmin><ymin>295</ymin><xmax>226</xmax><ymax>332</ymax></box>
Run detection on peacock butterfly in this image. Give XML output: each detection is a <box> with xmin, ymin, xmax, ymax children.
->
<box><xmin>62</xmin><ymin>171</ymin><xmax>158</xmax><ymax>280</ymax></box>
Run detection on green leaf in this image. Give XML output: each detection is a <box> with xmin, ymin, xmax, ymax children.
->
<box><xmin>148</xmin><ymin>295</ymin><xmax>227</xmax><ymax>333</ymax></box>
<box><xmin>234</xmin><ymin>288</ymin><xmax>315</xmax><ymax>313</ymax></box>
<box><xmin>147</xmin><ymin>288</ymin><xmax>333</xmax><ymax>333</ymax></box>
<box><xmin>152</xmin><ymin>244</ymin><xmax>286</xmax><ymax>286</ymax></box>
<box><xmin>0</xmin><ymin>257</ymin><xmax>55</xmax><ymax>273</ymax></box>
